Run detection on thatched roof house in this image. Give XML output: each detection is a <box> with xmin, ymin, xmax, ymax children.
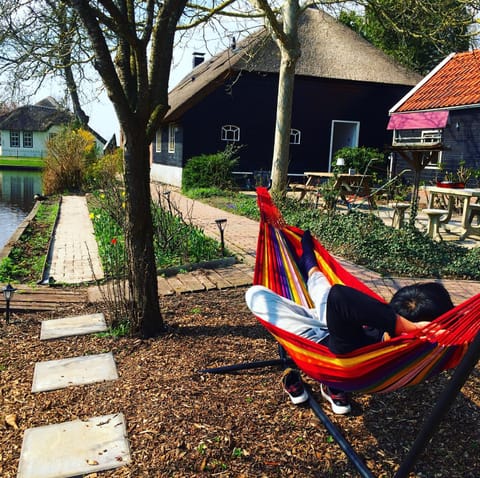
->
<box><xmin>166</xmin><ymin>8</ymin><xmax>420</xmax><ymax>122</ymax></box>
<box><xmin>153</xmin><ymin>7</ymin><xmax>421</xmax><ymax>187</ymax></box>
<box><xmin>0</xmin><ymin>97</ymin><xmax>106</xmax><ymax>158</ymax></box>
<box><xmin>0</xmin><ymin>97</ymin><xmax>73</xmax><ymax>132</ymax></box>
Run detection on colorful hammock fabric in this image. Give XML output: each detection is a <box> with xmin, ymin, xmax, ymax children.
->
<box><xmin>253</xmin><ymin>187</ymin><xmax>480</xmax><ymax>394</ymax></box>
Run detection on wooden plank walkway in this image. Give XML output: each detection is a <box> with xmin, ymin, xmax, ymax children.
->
<box><xmin>87</xmin><ymin>264</ymin><xmax>253</xmax><ymax>304</ymax></box>
<box><xmin>0</xmin><ymin>264</ymin><xmax>254</xmax><ymax>313</ymax></box>
<box><xmin>0</xmin><ymin>285</ymin><xmax>88</xmax><ymax>313</ymax></box>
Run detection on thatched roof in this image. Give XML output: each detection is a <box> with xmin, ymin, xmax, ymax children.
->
<box><xmin>165</xmin><ymin>7</ymin><xmax>421</xmax><ymax>122</ymax></box>
<box><xmin>0</xmin><ymin>97</ymin><xmax>74</xmax><ymax>131</ymax></box>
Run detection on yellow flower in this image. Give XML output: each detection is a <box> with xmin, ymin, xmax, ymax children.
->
<box><xmin>122</xmin><ymin>202</ymin><xmax>126</xmax><ymax>209</ymax></box>
<box><xmin>100</xmin><ymin>193</ymin><xmax>105</xmax><ymax>199</ymax></box>
<box><xmin>89</xmin><ymin>213</ymin><xmax>94</xmax><ymax>220</ymax></box>
<box><xmin>122</xmin><ymin>191</ymin><xmax>126</xmax><ymax>197</ymax></box>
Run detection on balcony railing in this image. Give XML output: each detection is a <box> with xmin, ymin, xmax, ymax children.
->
<box><xmin>392</xmin><ymin>131</ymin><xmax>443</xmax><ymax>146</ymax></box>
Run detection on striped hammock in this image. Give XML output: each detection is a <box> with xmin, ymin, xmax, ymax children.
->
<box><xmin>253</xmin><ymin>187</ymin><xmax>480</xmax><ymax>394</ymax></box>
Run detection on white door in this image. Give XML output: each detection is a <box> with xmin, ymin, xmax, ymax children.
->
<box><xmin>328</xmin><ymin>120</ymin><xmax>360</xmax><ymax>170</ymax></box>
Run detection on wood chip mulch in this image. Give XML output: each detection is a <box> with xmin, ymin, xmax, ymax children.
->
<box><xmin>1</xmin><ymin>287</ymin><xmax>479</xmax><ymax>477</ymax></box>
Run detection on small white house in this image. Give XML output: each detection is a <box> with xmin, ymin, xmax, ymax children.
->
<box><xmin>0</xmin><ymin>97</ymin><xmax>106</xmax><ymax>158</ymax></box>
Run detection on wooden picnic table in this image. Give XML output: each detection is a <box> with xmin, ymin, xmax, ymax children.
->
<box><xmin>425</xmin><ymin>186</ymin><xmax>480</xmax><ymax>240</ymax></box>
<box><xmin>291</xmin><ymin>172</ymin><xmax>374</xmax><ymax>208</ymax></box>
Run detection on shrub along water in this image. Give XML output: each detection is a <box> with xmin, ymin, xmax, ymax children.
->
<box><xmin>43</xmin><ymin>126</ymin><xmax>99</xmax><ymax>195</ymax></box>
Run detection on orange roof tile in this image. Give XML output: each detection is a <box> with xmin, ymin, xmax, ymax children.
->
<box><xmin>397</xmin><ymin>50</ymin><xmax>480</xmax><ymax>112</ymax></box>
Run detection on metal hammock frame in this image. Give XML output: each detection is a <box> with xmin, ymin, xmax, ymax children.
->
<box><xmin>199</xmin><ymin>187</ymin><xmax>480</xmax><ymax>477</ymax></box>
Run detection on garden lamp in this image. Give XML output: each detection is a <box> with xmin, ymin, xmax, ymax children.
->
<box><xmin>336</xmin><ymin>157</ymin><xmax>345</xmax><ymax>172</ymax></box>
<box><xmin>215</xmin><ymin>219</ymin><xmax>227</xmax><ymax>256</ymax></box>
<box><xmin>2</xmin><ymin>283</ymin><xmax>17</xmax><ymax>324</ymax></box>
<box><xmin>162</xmin><ymin>190</ymin><xmax>172</xmax><ymax>213</ymax></box>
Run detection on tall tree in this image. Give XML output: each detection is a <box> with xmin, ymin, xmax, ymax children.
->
<box><xmin>65</xmin><ymin>0</ymin><xmax>241</xmax><ymax>337</ymax></box>
<box><xmin>251</xmin><ymin>0</ymin><xmax>303</xmax><ymax>194</ymax></box>
<box><xmin>63</xmin><ymin>0</ymin><xmax>187</xmax><ymax>337</ymax></box>
<box><xmin>0</xmin><ymin>0</ymin><xmax>92</xmax><ymax>125</ymax></box>
<box><xmin>339</xmin><ymin>0</ymin><xmax>477</xmax><ymax>74</ymax></box>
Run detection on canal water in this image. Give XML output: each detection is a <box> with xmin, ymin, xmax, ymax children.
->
<box><xmin>0</xmin><ymin>169</ymin><xmax>43</xmax><ymax>251</ymax></box>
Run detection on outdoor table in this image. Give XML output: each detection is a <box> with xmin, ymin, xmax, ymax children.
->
<box><xmin>301</xmin><ymin>172</ymin><xmax>374</xmax><ymax>208</ymax></box>
<box><xmin>425</xmin><ymin>186</ymin><xmax>480</xmax><ymax>240</ymax></box>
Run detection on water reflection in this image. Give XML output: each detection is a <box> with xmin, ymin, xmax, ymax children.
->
<box><xmin>0</xmin><ymin>169</ymin><xmax>43</xmax><ymax>251</ymax></box>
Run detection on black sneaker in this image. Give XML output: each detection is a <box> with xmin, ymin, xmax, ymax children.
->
<box><xmin>281</xmin><ymin>368</ymin><xmax>309</xmax><ymax>404</ymax></box>
<box><xmin>320</xmin><ymin>384</ymin><xmax>351</xmax><ymax>415</ymax></box>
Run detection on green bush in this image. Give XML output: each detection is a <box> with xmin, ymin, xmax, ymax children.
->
<box><xmin>182</xmin><ymin>145</ymin><xmax>239</xmax><ymax>191</ymax></box>
<box><xmin>43</xmin><ymin>126</ymin><xmax>98</xmax><ymax>194</ymax></box>
<box><xmin>85</xmin><ymin>148</ymin><xmax>123</xmax><ymax>190</ymax></box>
<box><xmin>295</xmin><ymin>209</ymin><xmax>479</xmax><ymax>280</ymax></box>
<box><xmin>308</xmin><ymin>213</ymin><xmax>455</xmax><ymax>278</ymax></box>
<box><xmin>333</xmin><ymin>146</ymin><xmax>384</xmax><ymax>175</ymax></box>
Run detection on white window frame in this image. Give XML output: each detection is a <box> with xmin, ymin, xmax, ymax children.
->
<box><xmin>155</xmin><ymin>129</ymin><xmax>162</xmax><ymax>153</ymax></box>
<box><xmin>290</xmin><ymin>129</ymin><xmax>301</xmax><ymax>145</ymax></box>
<box><xmin>221</xmin><ymin>125</ymin><xmax>240</xmax><ymax>142</ymax></box>
<box><xmin>23</xmin><ymin>131</ymin><xmax>33</xmax><ymax>148</ymax></box>
<box><xmin>422</xmin><ymin>130</ymin><xmax>442</xmax><ymax>169</ymax></box>
<box><xmin>10</xmin><ymin>131</ymin><xmax>20</xmax><ymax>148</ymax></box>
<box><xmin>168</xmin><ymin>124</ymin><xmax>175</xmax><ymax>153</ymax></box>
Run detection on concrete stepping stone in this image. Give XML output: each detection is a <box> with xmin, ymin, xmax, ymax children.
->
<box><xmin>17</xmin><ymin>413</ymin><xmax>131</xmax><ymax>478</ymax></box>
<box><xmin>40</xmin><ymin>312</ymin><xmax>107</xmax><ymax>340</ymax></box>
<box><xmin>31</xmin><ymin>352</ymin><xmax>118</xmax><ymax>393</ymax></box>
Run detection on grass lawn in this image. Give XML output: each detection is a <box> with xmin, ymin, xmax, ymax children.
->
<box><xmin>0</xmin><ymin>156</ymin><xmax>44</xmax><ymax>168</ymax></box>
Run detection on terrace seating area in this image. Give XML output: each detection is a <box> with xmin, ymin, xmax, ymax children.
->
<box><xmin>284</xmin><ymin>177</ymin><xmax>480</xmax><ymax>247</ymax></box>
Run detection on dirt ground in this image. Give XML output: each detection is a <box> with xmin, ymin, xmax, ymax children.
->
<box><xmin>1</xmin><ymin>287</ymin><xmax>479</xmax><ymax>478</ymax></box>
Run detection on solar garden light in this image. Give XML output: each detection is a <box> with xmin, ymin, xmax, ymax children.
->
<box><xmin>2</xmin><ymin>283</ymin><xmax>17</xmax><ymax>324</ymax></box>
<box><xmin>215</xmin><ymin>219</ymin><xmax>227</xmax><ymax>256</ymax></box>
<box><xmin>162</xmin><ymin>190</ymin><xmax>172</xmax><ymax>213</ymax></box>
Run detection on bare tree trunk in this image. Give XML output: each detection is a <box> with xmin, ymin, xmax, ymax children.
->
<box><xmin>64</xmin><ymin>62</ymin><xmax>90</xmax><ymax>126</ymax></box>
<box><xmin>266</xmin><ymin>0</ymin><xmax>301</xmax><ymax>195</ymax></box>
<box><xmin>270</xmin><ymin>49</ymin><xmax>297</xmax><ymax>193</ymax></box>
<box><xmin>123</xmin><ymin>129</ymin><xmax>163</xmax><ymax>337</ymax></box>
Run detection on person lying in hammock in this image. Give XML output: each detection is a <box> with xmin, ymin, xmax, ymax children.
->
<box><xmin>245</xmin><ymin>230</ymin><xmax>454</xmax><ymax>415</ymax></box>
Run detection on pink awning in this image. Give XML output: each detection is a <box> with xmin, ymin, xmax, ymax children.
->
<box><xmin>387</xmin><ymin>111</ymin><xmax>449</xmax><ymax>130</ymax></box>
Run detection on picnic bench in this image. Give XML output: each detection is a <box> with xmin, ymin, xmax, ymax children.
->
<box><xmin>291</xmin><ymin>172</ymin><xmax>375</xmax><ymax>208</ymax></box>
<box><xmin>425</xmin><ymin>186</ymin><xmax>480</xmax><ymax>240</ymax></box>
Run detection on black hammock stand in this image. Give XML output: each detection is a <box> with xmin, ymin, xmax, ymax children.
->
<box><xmin>199</xmin><ymin>330</ymin><xmax>480</xmax><ymax>478</ymax></box>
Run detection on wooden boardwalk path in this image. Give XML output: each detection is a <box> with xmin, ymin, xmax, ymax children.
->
<box><xmin>1</xmin><ymin>263</ymin><xmax>254</xmax><ymax>313</ymax></box>
<box><xmin>1</xmin><ymin>285</ymin><xmax>88</xmax><ymax>313</ymax></box>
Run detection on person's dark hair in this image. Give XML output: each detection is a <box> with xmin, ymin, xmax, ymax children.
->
<box><xmin>389</xmin><ymin>282</ymin><xmax>454</xmax><ymax>322</ymax></box>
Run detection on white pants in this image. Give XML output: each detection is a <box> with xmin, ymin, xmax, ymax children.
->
<box><xmin>245</xmin><ymin>272</ymin><xmax>331</xmax><ymax>343</ymax></box>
